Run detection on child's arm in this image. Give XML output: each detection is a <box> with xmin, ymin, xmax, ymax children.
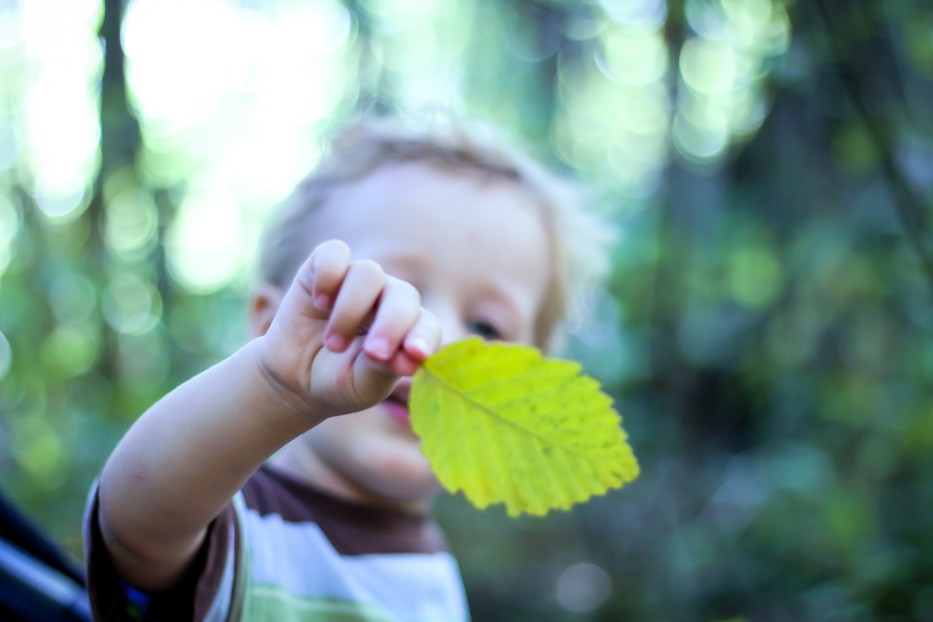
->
<box><xmin>96</xmin><ymin>240</ymin><xmax>438</xmax><ymax>591</ymax></box>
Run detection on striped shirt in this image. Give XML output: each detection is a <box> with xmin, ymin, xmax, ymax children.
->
<box><xmin>84</xmin><ymin>465</ymin><xmax>470</xmax><ymax>621</ymax></box>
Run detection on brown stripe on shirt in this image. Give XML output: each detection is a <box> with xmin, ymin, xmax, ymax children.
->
<box><xmin>240</xmin><ymin>465</ymin><xmax>450</xmax><ymax>556</ymax></box>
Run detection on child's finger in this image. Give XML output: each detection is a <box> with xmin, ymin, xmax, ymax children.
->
<box><xmin>323</xmin><ymin>259</ymin><xmax>386</xmax><ymax>352</ymax></box>
<box><xmin>363</xmin><ymin>277</ymin><xmax>422</xmax><ymax>362</ymax></box>
<box><xmin>377</xmin><ymin>308</ymin><xmax>440</xmax><ymax>376</ymax></box>
<box><xmin>308</xmin><ymin>240</ymin><xmax>352</xmax><ymax>310</ymax></box>
<box><xmin>381</xmin><ymin>349</ymin><xmax>422</xmax><ymax>377</ymax></box>
<box><xmin>402</xmin><ymin>309</ymin><xmax>441</xmax><ymax>362</ymax></box>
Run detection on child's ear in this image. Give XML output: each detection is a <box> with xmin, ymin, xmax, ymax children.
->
<box><xmin>249</xmin><ymin>283</ymin><xmax>285</xmax><ymax>337</ymax></box>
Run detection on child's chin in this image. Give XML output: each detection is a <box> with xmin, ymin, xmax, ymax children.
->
<box><xmin>365</xmin><ymin>444</ymin><xmax>437</xmax><ymax>498</ymax></box>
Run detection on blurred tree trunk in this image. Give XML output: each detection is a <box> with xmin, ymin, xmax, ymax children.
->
<box><xmin>811</xmin><ymin>0</ymin><xmax>933</xmax><ymax>289</ymax></box>
<box><xmin>88</xmin><ymin>0</ymin><xmax>142</xmax><ymax>381</ymax></box>
<box><xmin>97</xmin><ymin>0</ymin><xmax>141</xmax><ymax>190</ymax></box>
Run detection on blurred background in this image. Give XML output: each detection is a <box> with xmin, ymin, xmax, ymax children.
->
<box><xmin>1</xmin><ymin>0</ymin><xmax>932</xmax><ymax>619</ymax></box>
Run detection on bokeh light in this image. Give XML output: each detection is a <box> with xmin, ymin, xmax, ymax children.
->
<box><xmin>41</xmin><ymin>323</ymin><xmax>100</xmax><ymax>378</ymax></box>
<box><xmin>0</xmin><ymin>194</ymin><xmax>20</xmax><ymax>275</ymax></box>
<box><xmin>124</xmin><ymin>0</ymin><xmax>357</xmax><ymax>292</ymax></box>
<box><xmin>555</xmin><ymin>19</ymin><xmax>672</xmax><ymax>199</ymax></box>
<box><xmin>0</xmin><ymin>329</ymin><xmax>11</xmax><ymax>381</ymax></box>
<box><xmin>17</xmin><ymin>0</ymin><xmax>102</xmax><ymax>223</ymax></box>
<box><xmin>673</xmin><ymin>0</ymin><xmax>790</xmax><ymax>165</ymax></box>
<box><xmin>101</xmin><ymin>271</ymin><xmax>162</xmax><ymax>335</ymax></box>
<box><xmin>165</xmin><ymin>186</ymin><xmax>244</xmax><ymax>293</ymax></box>
<box><xmin>555</xmin><ymin>562</ymin><xmax>612</xmax><ymax>613</ymax></box>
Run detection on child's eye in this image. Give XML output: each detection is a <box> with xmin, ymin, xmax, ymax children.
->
<box><xmin>468</xmin><ymin>320</ymin><xmax>502</xmax><ymax>340</ymax></box>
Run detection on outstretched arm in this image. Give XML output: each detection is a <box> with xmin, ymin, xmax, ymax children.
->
<box><xmin>97</xmin><ymin>240</ymin><xmax>439</xmax><ymax>590</ymax></box>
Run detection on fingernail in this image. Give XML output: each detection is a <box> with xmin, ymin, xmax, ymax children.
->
<box><xmin>406</xmin><ymin>337</ymin><xmax>430</xmax><ymax>359</ymax></box>
<box><xmin>365</xmin><ymin>337</ymin><xmax>390</xmax><ymax>360</ymax></box>
<box><xmin>325</xmin><ymin>333</ymin><xmax>345</xmax><ymax>351</ymax></box>
<box><xmin>315</xmin><ymin>294</ymin><xmax>331</xmax><ymax>310</ymax></box>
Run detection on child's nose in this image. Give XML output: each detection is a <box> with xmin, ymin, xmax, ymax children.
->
<box><xmin>432</xmin><ymin>307</ymin><xmax>468</xmax><ymax>347</ymax></box>
<box><xmin>439</xmin><ymin>322</ymin><xmax>468</xmax><ymax>348</ymax></box>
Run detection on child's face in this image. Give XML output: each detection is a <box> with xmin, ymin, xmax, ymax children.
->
<box><xmin>271</xmin><ymin>162</ymin><xmax>552</xmax><ymax>509</ymax></box>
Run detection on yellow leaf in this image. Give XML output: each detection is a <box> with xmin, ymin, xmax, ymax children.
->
<box><xmin>410</xmin><ymin>337</ymin><xmax>639</xmax><ymax>516</ymax></box>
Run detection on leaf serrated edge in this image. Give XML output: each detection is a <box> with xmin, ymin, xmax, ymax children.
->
<box><xmin>418</xmin><ymin>364</ymin><xmax>620</xmax><ymax>461</ymax></box>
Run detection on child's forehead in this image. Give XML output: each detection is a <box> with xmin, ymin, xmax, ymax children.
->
<box><xmin>311</xmin><ymin>161</ymin><xmax>551</xmax><ymax>271</ymax></box>
<box><xmin>315</xmin><ymin>161</ymin><xmax>545</xmax><ymax>231</ymax></box>
<box><xmin>350</xmin><ymin>160</ymin><xmax>523</xmax><ymax>196</ymax></box>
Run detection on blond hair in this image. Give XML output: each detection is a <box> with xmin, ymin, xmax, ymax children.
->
<box><xmin>258</xmin><ymin>116</ymin><xmax>610</xmax><ymax>352</ymax></box>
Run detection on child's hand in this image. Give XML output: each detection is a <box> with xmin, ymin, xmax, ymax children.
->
<box><xmin>256</xmin><ymin>240</ymin><xmax>440</xmax><ymax>420</ymax></box>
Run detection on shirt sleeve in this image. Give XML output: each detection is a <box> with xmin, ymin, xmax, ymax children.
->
<box><xmin>82</xmin><ymin>481</ymin><xmax>242</xmax><ymax>622</ymax></box>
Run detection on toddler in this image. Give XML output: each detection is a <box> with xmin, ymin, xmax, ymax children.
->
<box><xmin>84</xmin><ymin>116</ymin><xmax>607</xmax><ymax>621</ymax></box>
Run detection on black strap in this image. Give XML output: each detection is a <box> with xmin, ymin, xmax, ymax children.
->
<box><xmin>0</xmin><ymin>538</ymin><xmax>90</xmax><ymax>621</ymax></box>
<box><xmin>0</xmin><ymin>489</ymin><xmax>84</xmax><ymax>584</ymax></box>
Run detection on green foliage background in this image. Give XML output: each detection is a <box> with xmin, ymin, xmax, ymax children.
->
<box><xmin>2</xmin><ymin>0</ymin><xmax>933</xmax><ymax>620</ymax></box>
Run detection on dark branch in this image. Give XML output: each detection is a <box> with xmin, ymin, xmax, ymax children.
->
<box><xmin>811</xmin><ymin>0</ymin><xmax>933</xmax><ymax>289</ymax></box>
